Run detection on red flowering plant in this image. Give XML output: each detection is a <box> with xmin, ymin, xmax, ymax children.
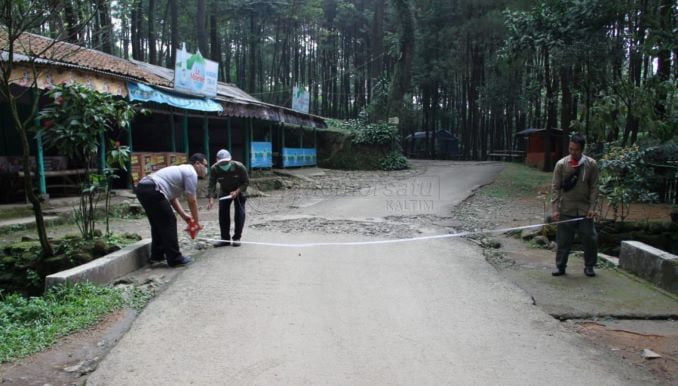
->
<box><xmin>37</xmin><ymin>84</ymin><xmax>139</xmax><ymax>238</ymax></box>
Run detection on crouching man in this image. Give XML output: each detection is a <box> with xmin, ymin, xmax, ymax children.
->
<box><xmin>135</xmin><ymin>153</ymin><xmax>208</xmax><ymax>267</ymax></box>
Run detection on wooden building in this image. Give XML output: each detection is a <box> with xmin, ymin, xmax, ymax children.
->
<box><xmin>515</xmin><ymin>128</ymin><xmax>564</xmax><ymax>170</ymax></box>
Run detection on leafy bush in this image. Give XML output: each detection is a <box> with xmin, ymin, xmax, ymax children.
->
<box><xmin>326</xmin><ymin>116</ymin><xmax>398</xmax><ymax>147</ymax></box>
<box><xmin>352</xmin><ymin>121</ymin><xmax>399</xmax><ymax>147</ymax></box>
<box><xmin>380</xmin><ymin>151</ymin><xmax>409</xmax><ymax>171</ymax></box>
<box><xmin>322</xmin><ymin>115</ymin><xmax>407</xmax><ymax>171</ymax></box>
<box><xmin>599</xmin><ymin>145</ymin><xmax>658</xmax><ymax>221</ymax></box>
<box><xmin>586</xmin><ymin>79</ymin><xmax>677</xmax><ymax>143</ymax></box>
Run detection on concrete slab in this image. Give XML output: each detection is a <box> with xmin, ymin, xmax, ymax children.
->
<box><xmin>620</xmin><ymin>241</ymin><xmax>678</xmax><ymax>295</ymax></box>
<box><xmin>505</xmin><ymin>265</ymin><xmax>678</xmax><ymax>319</ymax></box>
<box><xmin>492</xmin><ymin>235</ymin><xmax>678</xmax><ymax>319</ymax></box>
<box><xmin>273</xmin><ymin>167</ymin><xmax>326</xmax><ymax>179</ymax></box>
<box><xmin>45</xmin><ymin>239</ymin><xmax>151</xmax><ymax>290</ymax></box>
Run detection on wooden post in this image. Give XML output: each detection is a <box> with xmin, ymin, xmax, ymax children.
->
<box><xmin>34</xmin><ymin>128</ymin><xmax>47</xmax><ymax>196</ymax></box>
<box><xmin>203</xmin><ymin>113</ymin><xmax>209</xmax><ymax>164</ymax></box>
<box><xmin>127</xmin><ymin>123</ymin><xmax>133</xmax><ymax>188</ymax></box>
<box><xmin>99</xmin><ymin>132</ymin><xmax>106</xmax><ymax>174</ymax></box>
<box><xmin>227</xmin><ymin>118</ymin><xmax>232</xmax><ymax>151</ymax></box>
<box><xmin>299</xmin><ymin>126</ymin><xmax>303</xmax><ymax>149</ymax></box>
<box><xmin>313</xmin><ymin>126</ymin><xmax>317</xmax><ymax>166</ymax></box>
<box><xmin>182</xmin><ymin>113</ymin><xmax>189</xmax><ymax>154</ymax></box>
<box><xmin>281</xmin><ymin>124</ymin><xmax>285</xmax><ymax>168</ymax></box>
<box><xmin>268</xmin><ymin>124</ymin><xmax>273</xmax><ymax>170</ymax></box>
<box><xmin>246</xmin><ymin>118</ymin><xmax>253</xmax><ymax>170</ymax></box>
<box><xmin>170</xmin><ymin>111</ymin><xmax>176</xmax><ymax>152</ymax></box>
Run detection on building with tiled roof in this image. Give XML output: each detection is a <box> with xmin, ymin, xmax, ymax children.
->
<box><xmin>1</xmin><ymin>28</ymin><xmax>325</xmax><ymax>201</ymax></box>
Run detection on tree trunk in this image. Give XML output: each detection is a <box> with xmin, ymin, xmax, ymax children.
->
<box><xmin>147</xmin><ymin>0</ymin><xmax>156</xmax><ymax>64</ymax></box>
<box><xmin>655</xmin><ymin>0</ymin><xmax>672</xmax><ymax>120</ymax></box>
<box><xmin>64</xmin><ymin>0</ymin><xmax>79</xmax><ymax>43</ymax></box>
<box><xmin>169</xmin><ymin>0</ymin><xmax>178</xmax><ymax>67</ymax></box>
<box><xmin>0</xmin><ymin>76</ymin><xmax>54</xmax><ymax>256</ymax></box>
<box><xmin>210</xmin><ymin>0</ymin><xmax>221</xmax><ymax>64</ymax></box>
<box><xmin>196</xmin><ymin>0</ymin><xmax>208</xmax><ymax>55</ymax></box>
<box><xmin>543</xmin><ymin>47</ymin><xmax>553</xmax><ymax>171</ymax></box>
<box><xmin>559</xmin><ymin>65</ymin><xmax>571</xmax><ymax>154</ymax></box>
<box><xmin>248</xmin><ymin>14</ymin><xmax>257</xmax><ymax>93</ymax></box>
<box><xmin>131</xmin><ymin>0</ymin><xmax>143</xmax><ymax>61</ymax></box>
<box><xmin>94</xmin><ymin>0</ymin><xmax>113</xmax><ymax>53</ymax></box>
<box><xmin>622</xmin><ymin>6</ymin><xmax>644</xmax><ymax>147</ymax></box>
<box><xmin>369</xmin><ymin>0</ymin><xmax>385</xmax><ymax>103</ymax></box>
<box><xmin>386</xmin><ymin>0</ymin><xmax>415</xmax><ymax>122</ymax></box>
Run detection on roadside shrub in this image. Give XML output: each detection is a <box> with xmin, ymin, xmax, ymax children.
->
<box><xmin>352</xmin><ymin>121</ymin><xmax>398</xmax><ymax>147</ymax></box>
<box><xmin>599</xmin><ymin>145</ymin><xmax>658</xmax><ymax>221</ymax></box>
<box><xmin>380</xmin><ymin>151</ymin><xmax>409</xmax><ymax>171</ymax></box>
<box><xmin>322</xmin><ymin>115</ymin><xmax>407</xmax><ymax>171</ymax></box>
<box><xmin>327</xmin><ymin>117</ymin><xmax>398</xmax><ymax>147</ymax></box>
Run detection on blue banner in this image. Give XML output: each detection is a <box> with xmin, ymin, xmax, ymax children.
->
<box><xmin>282</xmin><ymin>148</ymin><xmax>316</xmax><ymax>168</ymax></box>
<box><xmin>251</xmin><ymin>142</ymin><xmax>273</xmax><ymax>168</ymax></box>
<box><xmin>127</xmin><ymin>82</ymin><xmax>223</xmax><ymax>112</ymax></box>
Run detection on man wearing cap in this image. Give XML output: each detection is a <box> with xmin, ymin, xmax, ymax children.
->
<box><xmin>135</xmin><ymin>153</ymin><xmax>208</xmax><ymax>267</ymax></box>
<box><xmin>208</xmin><ymin>149</ymin><xmax>250</xmax><ymax>247</ymax></box>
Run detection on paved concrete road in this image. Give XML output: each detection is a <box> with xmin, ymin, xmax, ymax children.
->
<box><xmin>88</xmin><ymin>161</ymin><xmax>653</xmax><ymax>385</ymax></box>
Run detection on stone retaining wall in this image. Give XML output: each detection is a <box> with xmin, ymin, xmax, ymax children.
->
<box><xmin>620</xmin><ymin>240</ymin><xmax>678</xmax><ymax>295</ymax></box>
<box><xmin>45</xmin><ymin>239</ymin><xmax>151</xmax><ymax>290</ymax></box>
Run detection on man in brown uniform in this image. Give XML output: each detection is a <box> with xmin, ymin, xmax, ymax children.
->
<box><xmin>207</xmin><ymin>149</ymin><xmax>249</xmax><ymax>247</ymax></box>
<box><xmin>551</xmin><ymin>133</ymin><xmax>600</xmax><ymax>277</ymax></box>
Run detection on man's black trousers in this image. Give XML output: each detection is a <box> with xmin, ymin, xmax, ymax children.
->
<box><xmin>135</xmin><ymin>182</ymin><xmax>182</xmax><ymax>263</ymax></box>
<box><xmin>219</xmin><ymin>195</ymin><xmax>246</xmax><ymax>241</ymax></box>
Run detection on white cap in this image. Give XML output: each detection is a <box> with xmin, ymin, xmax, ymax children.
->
<box><xmin>216</xmin><ymin>149</ymin><xmax>231</xmax><ymax>161</ymax></box>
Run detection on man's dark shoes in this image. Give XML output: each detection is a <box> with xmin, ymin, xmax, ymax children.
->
<box><xmin>584</xmin><ymin>267</ymin><xmax>596</xmax><ymax>277</ymax></box>
<box><xmin>214</xmin><ymin>241</ymin><xmax>230</xmax><ymax>247</ymax></box>
<box><xmin>148</xmin><ymin>255</ymin><xmax>165</xmax><ymax>265</ymax></box>
<box><xmin>232</xmin><ymin>239</ymin><xmax>241</xmax><ymax>247</ymax></box>
<box><xmin>551</xmin><ymin>268</ymin><xmax>566</xmax><ymax>276</ymax></box>
<box><xmin>168</xmin><ymin>256</ymin><xmax>193</xmax><ymax>267</ymax></box>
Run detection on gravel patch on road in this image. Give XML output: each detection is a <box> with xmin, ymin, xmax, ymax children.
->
<box><xmin>250</xmin><ymin>217</ymin><xmax>417</xmax><ymax>239</ymax></box>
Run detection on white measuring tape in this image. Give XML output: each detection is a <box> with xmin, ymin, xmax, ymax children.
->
<box><xmin>198</xmin><ymin>217</ymin><xmax>584</xmax><ymax>248</ymax></box>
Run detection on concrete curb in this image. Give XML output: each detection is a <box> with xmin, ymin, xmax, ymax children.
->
<box><xmin>45</xmin><ymin>239</ymin><xmax>151</xmax><ymax>290</ymax></box>
<box><xmin>598</xmin><ymin>252</ymin><xmax>619</xmax><ymax>266</ymax></box>
<box><xmin>620</xmin><ymin>240</ymin><xmax>678</xmax><ymax>295</ymax></box>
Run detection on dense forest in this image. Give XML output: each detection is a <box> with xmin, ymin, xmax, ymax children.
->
<box><xmin>6</xmin><ymin>0</ymin><xmax>678</xmax><ymax>163</ymax></box>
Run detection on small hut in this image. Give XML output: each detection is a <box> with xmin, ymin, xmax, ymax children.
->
<box><xmin>515</xmin><ymin>128</ymin><xmax>564</xmax><ymax>170</ymax></box>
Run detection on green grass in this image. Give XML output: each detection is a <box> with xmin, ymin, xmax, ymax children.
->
<box><xmin>0</xmin><ymin>282</ymin><xmax>150</xmax><ymax>363</ymax></box>
<box><xmin>480</xmin><ymin>163</ymin><xmax>552</xmax><ymax>199</ymax></box>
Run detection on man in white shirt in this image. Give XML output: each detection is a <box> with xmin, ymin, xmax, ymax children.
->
<box><xmin>135</xmin><ymin>153</ymin><xmax>208</xmax><ymax>267</ymax></box>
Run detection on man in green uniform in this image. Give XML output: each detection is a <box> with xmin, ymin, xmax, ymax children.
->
<box><xmin>207</xmin><ymin>149</ymin><xmax>249</xmax><ymax>247</ymax></box>
<box><xmin>551</xmin><ymin>134</ymin><xmax>600</xmax><ymax>277</ymax></box>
